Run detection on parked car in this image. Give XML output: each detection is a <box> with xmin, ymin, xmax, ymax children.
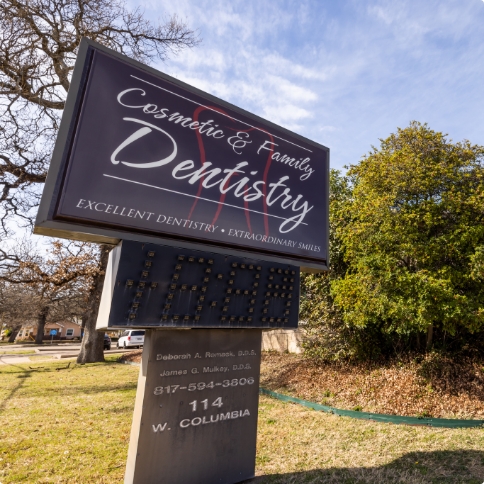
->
<box><xmin>117</xmin><ymin>330</ymin><xmax>145</xmax><ymax>349</ymax></box>
<box><xmin>104</xmin><ymin>334</ymin><xmax>111</xmax><ymax>351</ymax></box>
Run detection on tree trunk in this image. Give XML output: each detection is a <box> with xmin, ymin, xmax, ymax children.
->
<box><xmin>426</xmin><ymin>324</ymin><xmax>433</xmax><ymax>351</ymax></box>
<box><xmin>35</xmin><ymin>306</ymin><xmax>49</xmax><ymax>344</ymax></box>
<box><xmin>77</xmin><ymin>245</ymin><xmax>112</xmax><ymax>364</ymax></box>
<box><xmin>8</xmin><ymin>329</ymin><xmax>19</xmax><ymax>343</ymax></box>
<box><xmin>80</xmin><ymin>313</ymin><xmax>87</xmax><ymax>335</ymax></box>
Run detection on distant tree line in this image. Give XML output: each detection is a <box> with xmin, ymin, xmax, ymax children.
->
<box><xmin>301</xmin><ymin>122</ymin><xmax>484</xmax><ymax>361</ymax></box>
<box><xmin>0</xmin><ymin>240</ymin><xmax>99</xmax><ymax>343</ymax></box>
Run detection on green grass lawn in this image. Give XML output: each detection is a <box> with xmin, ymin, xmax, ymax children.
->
<box><xmin>0</xmin><ymin>358</ymin><xmax>483</xmax><ymax>483</ymax></box>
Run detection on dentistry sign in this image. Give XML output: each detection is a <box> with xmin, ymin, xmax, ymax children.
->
<box><xmin>35</xmin><ymin>39</ymin><xmax>329</xmax><ymax>271</ymax></box>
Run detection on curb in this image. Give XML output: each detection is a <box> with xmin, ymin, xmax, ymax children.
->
<box><xmin>259</xmin><ymin>388</ymin><xmax>484</xmax><ymax>429</ymax></box>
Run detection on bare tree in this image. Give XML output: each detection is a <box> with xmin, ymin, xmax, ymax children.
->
<box><xmin>0</xmin><ymin>0</ymin><xmax>199</xmax><ymax>360</ymax></box>
<box><xmin>0</xmin><ymin>239</ymin><xmax>100</xmax><ymax>344</ymax></box>
<box><xmin>0</xmin><ymin>278</ymin><xmax>89</xmax><ymax>342</ymax></box>
<box><xmin>0</xmin><ymin>280</ymin><xmax>33</xmax><ymax>341</ymax></box>
<box><xmin>0</xmin><ymin>0</ymin><xmax>198</xmax><ymax>231</ymax></box>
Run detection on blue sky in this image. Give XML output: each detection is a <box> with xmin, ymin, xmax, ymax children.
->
<box><xmin>134</xmin><ymin>0</ymin><xmax>484</xmax><ymax>172</ymax></box>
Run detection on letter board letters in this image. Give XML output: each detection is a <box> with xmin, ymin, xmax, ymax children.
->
<box><xmin>96</xmin><ymin>240</ymin><xmax>300</xmax><ymax>329</ymax></box>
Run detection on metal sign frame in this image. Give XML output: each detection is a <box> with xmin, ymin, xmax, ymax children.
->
<box><xmin>34</xmin><ymin>38</ymin><xmax>329</xmax><ymax>272</ymax></box>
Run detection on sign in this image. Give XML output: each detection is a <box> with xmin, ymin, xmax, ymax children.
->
<box><xmin>96</xmin><ymin>240</ymin><xmax>300</xmax><ymax>329</ymax></box>
<box><xmin>49</xmin><ymin>329</ymin><xmax>57</xmax><ymax>336</ymax></box>
<box><xmin>125</xmin><ymin>329</ymin><xmax>262</xmax><ymax>484</ymax></box>
<box><xmin>35</xmin><ymin>39</ymin><xmax>329</xmax><ymax>271</ymax></box>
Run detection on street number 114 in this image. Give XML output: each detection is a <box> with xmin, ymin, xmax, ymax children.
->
<box><xmin>189</xmin><ymin>397</ymin><xmax>223</xmax><ymax>412</ymax></box>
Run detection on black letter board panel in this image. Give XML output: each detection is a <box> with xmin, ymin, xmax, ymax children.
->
<box><xmin>98</xmin><ymin>240</ymin><xmax>299</xmax><ymax>329</ymax></box>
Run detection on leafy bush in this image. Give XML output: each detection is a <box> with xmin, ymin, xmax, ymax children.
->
<box><xmin>300</xmin><ymin>122</ymin><xmax>484</xmax><ymax>360</ymax></box>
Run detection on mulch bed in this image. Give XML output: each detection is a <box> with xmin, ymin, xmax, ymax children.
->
<box><xmin>260</xmin><ymin>352</ymin><xmax>484</xmax><ymax>419</ymax></box>
<box><xmin>120</xmin><ymin>350</ymin><xmax>143</xmax><ymax>363</ymax></box>
<box><xmin>119</xmin><ymin>350</ymin><xmax>484</xmax><ymax>419</ymax></box>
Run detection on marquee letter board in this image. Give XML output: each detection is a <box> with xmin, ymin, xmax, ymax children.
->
<box><xmin>96</xmin><ymin>240</ymin><xmax>299</xmax><ymax>329</ymax></box>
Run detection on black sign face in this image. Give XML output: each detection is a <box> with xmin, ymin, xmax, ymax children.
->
<box><xmin>35</xmin><ymin>39</ymin><xmax>329</xmax><ymax>270</ymax></box>
<box><xmin>126</xmin><ymin>329</ymin><xmax>261</xmax><ymax>484</ymax></box>
<box><xmin>97</xmin><ymin>240</ymin><xmax>299</xmax><ymax>329</ymax></box>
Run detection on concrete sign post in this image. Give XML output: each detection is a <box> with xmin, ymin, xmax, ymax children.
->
<box><xmin>125</xmin><ymin>329</ymin><xmax>262</xmax><ymax>484</ymax></box>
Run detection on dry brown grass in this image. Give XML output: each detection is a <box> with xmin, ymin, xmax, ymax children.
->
<box><xmin>260</xmin><ymin>352</ymin><xmax>484</xmax><ymax>419</ymax></box>
<box><xmin>120</xmin><ymin>349</ymin><xmax>142</xmax><ymax>363</ymax></box>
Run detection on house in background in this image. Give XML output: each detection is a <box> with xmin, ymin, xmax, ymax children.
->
<box><xmin>15</xmin><ymin>321</ymin><xmax>82</xmax><ymax>341</ymax></box>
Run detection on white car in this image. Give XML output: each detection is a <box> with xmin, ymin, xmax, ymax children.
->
<box><xmin>117</xmin><ymin>330</ymin><xmax>145</xmax><ymax>349</ymax></box>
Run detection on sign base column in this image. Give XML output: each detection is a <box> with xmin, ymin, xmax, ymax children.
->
<box><xmin>125</xmin><ymin>328</ymin><xmax>262</xmax><ymax>484</ymax></box>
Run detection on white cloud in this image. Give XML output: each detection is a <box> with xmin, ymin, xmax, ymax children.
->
<box><xmin>136</xmin><ymin>0</ymin><xmax>484</xmax><ymax>170</ymax></box>
<box><xmin>319</xmin><ymin>125</ymin><xmax>337</xmax><ymax>132</ymax></box>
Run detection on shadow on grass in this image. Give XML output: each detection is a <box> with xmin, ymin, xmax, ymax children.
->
<box><xmin>0</xmin><ymin>360</ymin><xmax>124</xmax><ymax>372</ymax></box>
<box><xmin>34</xmin><ymin>382</ymin><xmax>138</xmax><ymax>396</ymax></box>
<box><xmin>0</xmin><ymin>364</ymin><xmax>32</xmax><ymax>414</ymax></box>
<box><xmin>0</xmin><ymin>381</ymin><xmax>139</xmax><ymax>399</ymax></box>
<box><xmin>0</xmin><ymin>361</ymin><xmax>137</xmax><ymax>400</ymax></box>
<box><xmin>241</xmin><ymin>450</ymin><xmax>484</xmax><ymax>484</ymax></box>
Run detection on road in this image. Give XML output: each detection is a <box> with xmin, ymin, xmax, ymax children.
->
<box><xmin>0</xmin><ymin>343</ymin><xmax>134</xmax><ymax>365</ymax></box>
